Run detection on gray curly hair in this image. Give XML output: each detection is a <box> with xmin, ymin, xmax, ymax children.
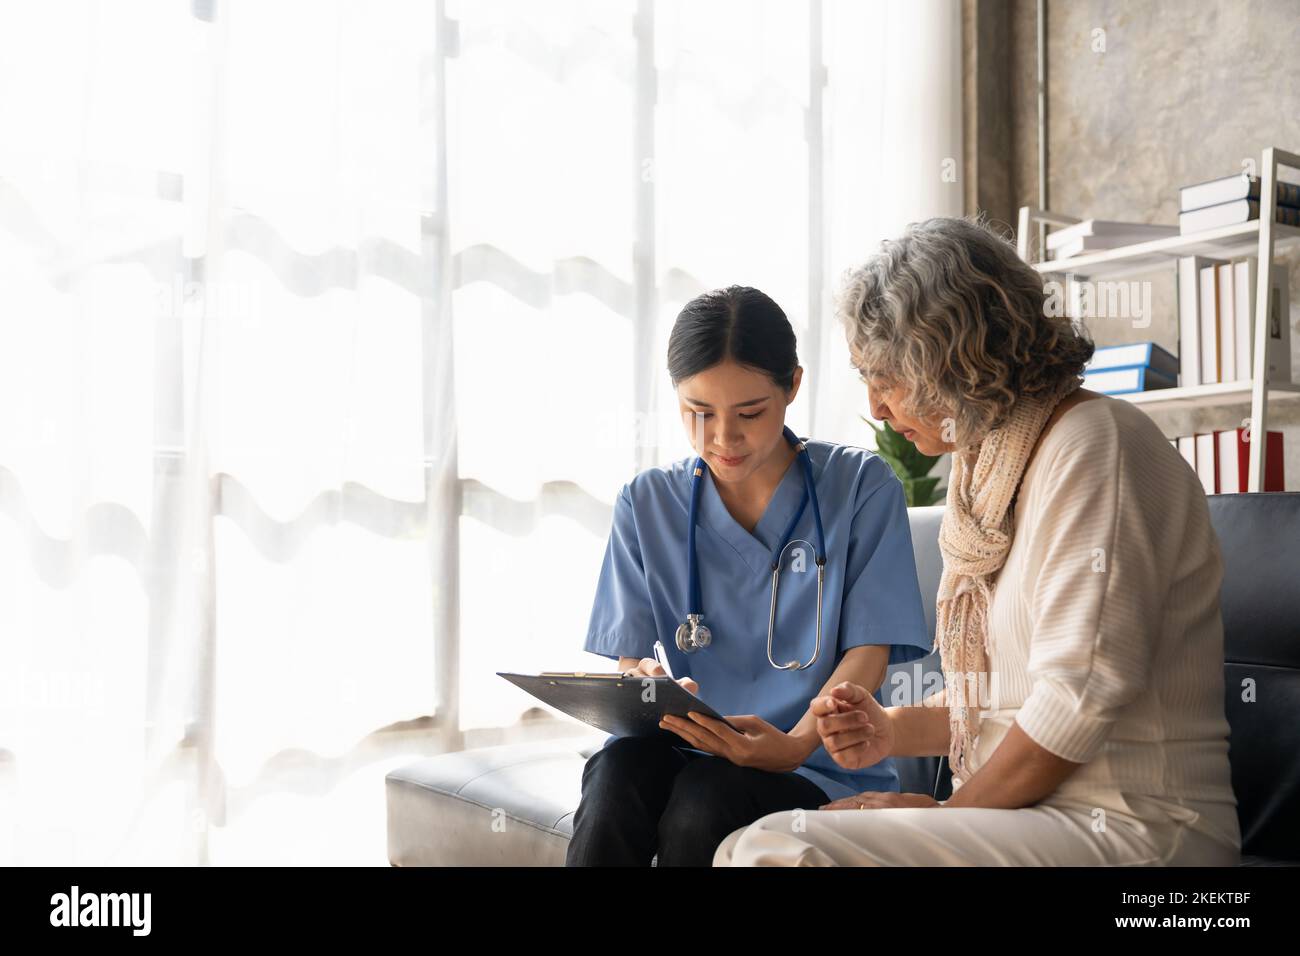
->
<box><xmin>836</xmin><ymin>216</ymin><xmax>1093</xmax><ymax>447</ymax></box>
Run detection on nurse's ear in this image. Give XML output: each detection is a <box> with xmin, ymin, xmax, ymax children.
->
<box><xmin>785</xmin><ymin>366</ymin><xmax>803</xmax><ymax>405</ymax></box>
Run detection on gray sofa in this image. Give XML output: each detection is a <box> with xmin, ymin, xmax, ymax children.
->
<box><xmin>386</xmin><ymin>494</ymin><xmax>1300</xmax><ymax>866</ymax></box>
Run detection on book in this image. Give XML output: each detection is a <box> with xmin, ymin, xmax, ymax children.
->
<box><xmin>1215</xmin><ymin>258</ymin><xmax>1293</xmax><ymax>384</ymax></box>
<box><xmin>1217</xmin><ymin>263</ymin><xmax>1236</xmax><ymax>383</ymax></box>
<box><xmin>1177</xmin><ymin>435</ymin><xmax>1197</xmax><ymax>473</ymax></box>
<box><xmin>1233</xmin><ymin>258</ymin><xmax>1256</xmax><ymax>381</ymax></box>
<box><xmin>1269</xmin><ymin>263</ymin><xmax>1292</xmax><ymax>382</ymax></box>
<box><xmin>1086</xmin><ymin>341</ymin><xmax>1179</xmax><ymax>379</ymax></box>
<box><xmin>1049</xmin><ymin>230</ymin><xmax>1180</xmax><ymax>260</ymax></box>
<box><xmin>1180</xmin><ymin>199</ymin><xmax>1300</xmax><ymax>235</ymax></box>
<box><xmin>1180</xmin><ymin>174</ymin><xmax>1300</xmax><ymax>213</ymax></box>
<box><xmin>1215</xmin><ymin>428</ymin><xmax>1285</xmax><ymax>493</ymax></box>
<box><xmin>1177</xmin><ymin>255</ymin><xmax>1221</xmax><ymax>388</ymax></box>
<box><xmin>1194</xmin><ymin>433</ymin><xmax>1218</xmax><ymax>494</ymax></box>
<box><xmin>1082</xmin><ymin>364</ymin><xmax>1177</xmax><ymax>394</ymax></box>
<box><xmin>1199</xmin><ymin>264</ymin><xmax>1220</xmax><ymax>384</ymax></box>
<box><xmin>1046</xmin><ymin>219</ymin><xmax>1178</xmax><ymax>251</ymax></box>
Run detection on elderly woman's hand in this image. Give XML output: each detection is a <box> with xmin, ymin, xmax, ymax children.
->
<box><xmin>820</xmin><ymin>791</ymin><xmax>940</xmax><ymax>811</ymax></box>
<box><xmin>811</xmin><ymin>680</ymin><xmax>895</xmax><ymax>770</ymax></box>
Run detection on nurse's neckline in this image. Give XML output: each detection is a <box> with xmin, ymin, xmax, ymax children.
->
<box><xmin>708</xmin><ymin>437</ymin><xmax>802</xmax><ymax>535</ymax></box>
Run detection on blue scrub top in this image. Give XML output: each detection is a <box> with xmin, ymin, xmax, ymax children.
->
<box><xmin>583</xmin><ymin>438</ymin><xmax>932</xmax><ymax>803</ymax></box>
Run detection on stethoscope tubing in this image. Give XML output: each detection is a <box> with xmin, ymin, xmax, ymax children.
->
<box><xmin>681</xmin><ymin>426</ymin><xmax>827</xmax><ymax>668</ymax></box>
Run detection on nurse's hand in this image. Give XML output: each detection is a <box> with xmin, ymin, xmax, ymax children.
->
<box><xmin>623</xmin><ymin>658</ymin><xmax>699</xmax><ymax>695</ymax></box>
<box><xmin>657</xmin><ymin>713</ymin><xmax>805</xmax><ymax>773</ymax></box>
<box><xmin>811</xmin><ymin>681</ymin><xmax>894</xmax><ymax>770</ymax></box>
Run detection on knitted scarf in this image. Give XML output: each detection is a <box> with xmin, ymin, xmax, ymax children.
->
<box><xmin>935</xmin><ymin>377</ymin><xmax>1081</xmax><ymax>782</ymax></box>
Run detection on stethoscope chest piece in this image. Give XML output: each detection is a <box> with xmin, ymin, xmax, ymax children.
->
<box><xmin>675</xmin><ymin>613</ymin><xmax>711</xmax><ymax>653</ymax></box>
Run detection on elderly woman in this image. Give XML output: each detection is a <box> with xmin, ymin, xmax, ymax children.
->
<box><xmin>714</xmin><ymin>216</ymin><xmax>1242</xmax><ymax>866</ymax></box>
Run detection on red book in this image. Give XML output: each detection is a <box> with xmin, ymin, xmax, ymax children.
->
<box><xmin>1215</xmin><ymin>428</ymin><xmax>1284</xmax><ymax>492</ymax></box>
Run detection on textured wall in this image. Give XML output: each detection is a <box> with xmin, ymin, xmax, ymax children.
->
<box><xmin>996</xmin><ymin>0</ymin><xmax>1300</xmax><ymax>481</ymax></box>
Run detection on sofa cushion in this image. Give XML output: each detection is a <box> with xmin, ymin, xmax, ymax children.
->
<box><xmin>386</xmin><ymin>736</ymin><xmax>605</xmax><ymax>866</ymax></box>
<box><xmin>1208</xmin><ymin>493</ymin><xmax>1300</xmax><ymax>864</ymax></box>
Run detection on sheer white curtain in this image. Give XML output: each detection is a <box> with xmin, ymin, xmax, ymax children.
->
<box><xmin>0</xmin><ymin>0</ymin><xmax>960</xmax><ymax>865</ymax></box>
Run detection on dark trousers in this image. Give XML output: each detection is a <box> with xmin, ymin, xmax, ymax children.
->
<box><xmin>565</xmin><ymin>735</ymin><xmax>830</xmax><ymax>867</ymax></box>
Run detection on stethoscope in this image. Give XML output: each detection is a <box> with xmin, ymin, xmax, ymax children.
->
<box><xmin>676</xmin><ymin>425</ymin><xmax>828</xmax><ymax>671</ymax></box>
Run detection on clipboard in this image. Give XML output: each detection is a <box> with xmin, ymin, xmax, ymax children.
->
<box><xmin>497</xmin><ymin>671</ymin><xmax>739</xmax><ymax>739</ymax></box>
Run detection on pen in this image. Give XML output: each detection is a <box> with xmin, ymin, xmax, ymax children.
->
<box><xmin>652</xmin><ymin>639</ymin><xmax>675</xmax><ymax>679</ymax></box>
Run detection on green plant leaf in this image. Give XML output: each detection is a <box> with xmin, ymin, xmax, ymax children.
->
<box><xmin>902</xmin><ymin>475</ymin><xmax>944</xmax><ymax>508</ymax></box>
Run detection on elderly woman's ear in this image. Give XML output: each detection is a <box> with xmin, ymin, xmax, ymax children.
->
<box><xmin>837</xmin><ymin>215</ymin><xmax>1094</xmax><ymax>451</ymax></box>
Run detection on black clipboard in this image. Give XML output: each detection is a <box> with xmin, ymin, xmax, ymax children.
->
<box><xmin>497</xmin><ymin>671</ymin><xmax>739</xmax><ymax>739</ymax></box>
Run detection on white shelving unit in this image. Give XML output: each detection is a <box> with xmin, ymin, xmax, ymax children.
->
<box><xmin>1018</xmin><ymin>146</ymin><xmax>1300</xmax><ymax>492</ymax></box>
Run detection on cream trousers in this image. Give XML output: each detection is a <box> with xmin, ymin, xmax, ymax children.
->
<box><xmin>713</xmin><ymin>791</ymin><xmax>1241</xmax><ymax>866</ymax></box>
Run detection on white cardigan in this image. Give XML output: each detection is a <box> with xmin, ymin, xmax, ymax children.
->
<box><xmin>957</xmin><ymin>395</ymin><xmax>1238</xmax><ymax>840</ymax></box>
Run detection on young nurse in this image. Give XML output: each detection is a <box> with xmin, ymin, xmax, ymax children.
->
<box><xmin>565</xmin><ymin>285</ymin><xmax>931</xmax><ymax>866</ymax></box>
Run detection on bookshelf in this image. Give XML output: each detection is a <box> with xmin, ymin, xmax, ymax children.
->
<box><xmin>1028</xmin><ymin>221</ymin><xmax>1300</xmax><ymax>281</ymax></box>
<box><xmin>1019</xmin><ymin>145</ymin><xmax>1300</xmax><ymax>492</ymax></box>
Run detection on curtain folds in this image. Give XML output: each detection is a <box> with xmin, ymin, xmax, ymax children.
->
<box><xmin>0</xmin><ymin>0</ymin><xmax>961</xmax><ymax>864</ymax></box>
